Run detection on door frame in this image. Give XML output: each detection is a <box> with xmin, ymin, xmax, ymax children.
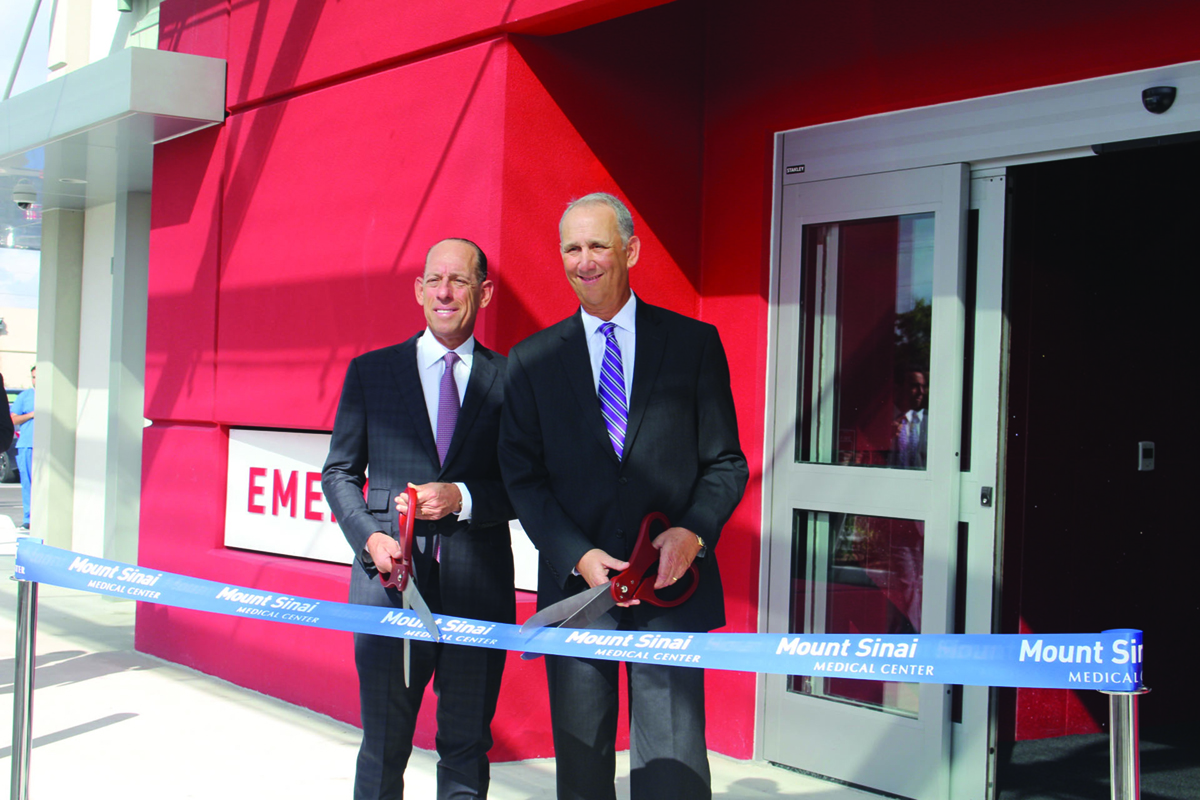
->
<box><xmin>757</xmin><ymin>59</ymin><xmax>1200</xmax><ymax>795</ymax></box>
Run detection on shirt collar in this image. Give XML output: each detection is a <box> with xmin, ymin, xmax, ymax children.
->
<box><xmin>580</xmin><ymin>292</ymin><xmax>638</xmax><ymax>337</ymax></box>
<box><xmin>417</xmin><ymin>329</ymin><xmax>475</xmax><ymax>371</ymax></box>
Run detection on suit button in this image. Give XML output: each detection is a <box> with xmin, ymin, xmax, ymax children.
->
<box><xmin>616</xmin><ymin>528</ymin><xmax>625</xmax><ymax>538</ymax></box>
<box><xmin>618</xmin><ymin>477</ymin><xmax>628</xmax><ymax>485</ymax></box>
<box><xmin>428</xmin><ymin>522</ymin><xmax>438</xmax><ymax>532</ymax></box>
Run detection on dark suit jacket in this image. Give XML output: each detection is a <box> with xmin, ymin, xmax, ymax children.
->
<box><xmin>322</xmin><ymin>333</ymin><xmax>515</xmax><ymax>624</ymax></box>
<box><xmin>0</xmin><ymin>373</ymin><xmax>13</xmax><ymax>452</ymax></box>
<box><xmin>499</xmin><ymin>301</ymin><xmax>748</xmax><ymax>633</ymax></box>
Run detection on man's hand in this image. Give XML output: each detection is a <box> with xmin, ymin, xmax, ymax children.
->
<box><xmin>395</xmin><ymin>482</ymin><xmax>463</xmax><ymax>520</ymax></box>
<box><xmin>652</xmin><ymin>526</ymin><xmax>702</xmax><ymax>590</ymax></box>
<box><xmin>576</xmin><ymin>548</ymin><xmax>630</xmax><ymax>591</ymax></box>
<box><xmin>365</xmin><ymin>531</ymin><xmax>403</xmax><ymax>576</ymax></box>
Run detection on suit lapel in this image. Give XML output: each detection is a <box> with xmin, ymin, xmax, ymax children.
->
<box><xmin>387</xmin><ymin>335</ymin><xmax>439</xmax><ymax>466</ymax></box>
<box><xmin>559</xmin><ymin>314</ymin><xmax>620</xmax><ymax>464</ymax></box>
<box><xmin>624</xmin><ymin>301</ymin><xmax>665</xmax><ymax>460</ymax></box>
<box><xmin>440</xmin><ymin>344</ymin><xmax>497</xmax><ymax>472</ymax></box>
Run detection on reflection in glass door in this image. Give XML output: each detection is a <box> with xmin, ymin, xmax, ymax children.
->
<box><xmin>764</xmin><ymin>164</ymin><xmax>968</xmax><ymax>800</ymax></box>
<box><xmin>800</xmin><ymin>214</ymin><xmax>934</xmax><ymax>472</ymax></box>
<box><xmin>791</xmin><ymin>510</ymin><xmax>924</xmax><ymax>717</ymax></box>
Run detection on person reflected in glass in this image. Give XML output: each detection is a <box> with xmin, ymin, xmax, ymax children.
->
<box><xmin>890</xmin><ymin>368</ymin><xmax>927</xmax><ymax>470</ymax></box>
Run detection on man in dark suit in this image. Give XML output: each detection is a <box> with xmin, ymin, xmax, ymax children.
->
<box><xmin>0</xmin><ymin>373</ymin><xmax>13</xmax><ymax>451</ymax></box>
<box><xmin>323</xmin><ymin>238</ymin><xmax>515</xmax><ymax>800</ymax></box>
<box><xmin>499</xmin><ymin>193</ymin><xmax>748</xmax><ymax>800</ymax></box>
<box><xmin>890</xmin><ymin>368</ymin><xmax>928</xmax><ymax>469</ymax></box>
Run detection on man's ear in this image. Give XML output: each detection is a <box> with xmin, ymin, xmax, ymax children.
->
<box><xmin>625</xmin><ymin>235</ymin><xmax>641</xmax><ymax>268</ymax></box>
<box><xmin>479</xmin><ymin>279</ymin><xmax>494</xmax><ymax>309</ymax></box>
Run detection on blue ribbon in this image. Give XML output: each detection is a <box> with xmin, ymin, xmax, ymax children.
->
<box><xmin>14</xmin><ymin>540</ymin><xmax>1143</xmax><ymax>691</ymax></box>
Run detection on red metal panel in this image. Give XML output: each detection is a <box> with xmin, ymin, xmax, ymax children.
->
<box><xmin>224</xmin><ymin>0</ymin><xmax>674</xmax><ymax>108</ymax></box>
<box><xmin>158</xmin><ymin>0</ymin><xmax>230</xmax><ymax>60</ymax></box>
<box><xmin>215</xmin><ymin>40</ymin><xmax>507</xmax><ymax>430</ymax></box>
<box><xmin>147</xmin><ymin>126</ymin><xmax>224</xmax><ymax>423</ymax></box>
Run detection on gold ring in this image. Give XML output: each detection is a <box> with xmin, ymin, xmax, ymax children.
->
<box><xmin>671</xmin><ymin>577</ymin><xmax>679</xmax><ymax>583</ymax></box>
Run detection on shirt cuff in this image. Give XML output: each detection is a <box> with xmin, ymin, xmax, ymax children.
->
<box><xmin>454</xmin><ymin>482</ymin><xmax>473</xmax><ymax>521</ymax></box>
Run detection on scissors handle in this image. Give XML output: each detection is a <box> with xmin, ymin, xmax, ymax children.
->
<box><xmin>380</xmin><ymin>486</ymin><xmax>418</xmax><ymax>591</ymax></box>
<box><xmin>610</xmin><ymin>511</ymin><xmax>700</xmax><ymax>608</ymax></box>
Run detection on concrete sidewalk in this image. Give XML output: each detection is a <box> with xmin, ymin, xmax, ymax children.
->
<box><xmin>0</xmin><ymin>534</ymin><xmax>871</xmax><ymax>800</ymax></box>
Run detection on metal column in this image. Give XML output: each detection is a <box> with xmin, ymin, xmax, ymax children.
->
<box><xmin>9</xmin><ymin>577</ymin><xmax>38</xmax><ymax>800</ymax></box>
<box><xmin>1105</xmin><ymin>687</ymin><xmax>1150</xmax><ymax>800</ymax></box>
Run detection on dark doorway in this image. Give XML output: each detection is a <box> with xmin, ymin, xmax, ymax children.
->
<box><xmin>997</xmin><ymin>141</ymin><xmax>1200</xmax><ymax>797</ymax></box>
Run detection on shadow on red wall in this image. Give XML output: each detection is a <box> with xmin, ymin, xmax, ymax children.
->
<box><xmin>511</xmin><ymin>1</ymin><xmax>705</xmax><ymax>292</ymax></box>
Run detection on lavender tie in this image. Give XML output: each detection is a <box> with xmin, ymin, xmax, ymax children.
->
<box><xmin>598</xmin><ymin>322</ymin><xmax>628</xmax><ymax>459</ymax></box>
<box><xmin>437</xmin><ymin>352</ymin><xmax>461</xmax><ymax>466</ymax></box>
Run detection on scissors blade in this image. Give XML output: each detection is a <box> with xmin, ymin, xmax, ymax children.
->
<box><xmin>519</xmin><ymin>583</ymin><xmax>611</xmax><ymax>634</ymax></box>
<box><xmin>403</xmin><ymin>581</ymin><xmax>441</xmax><ymax>643</ymax></box>
<box><xmin>557</xmin><ymin>589</ymin><xmax>617</xmax><ymax>630</ymax></box>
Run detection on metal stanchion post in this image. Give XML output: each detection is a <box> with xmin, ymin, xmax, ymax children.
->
<box><xmin>10</xmin><ymin>577</ymin><xmax>38</xmax><ymax>800</ymax></box>
<box><xmin>1104</xmin><ymin>687</ymin><xmax>1150</xmax><ymax>800</ymax></box>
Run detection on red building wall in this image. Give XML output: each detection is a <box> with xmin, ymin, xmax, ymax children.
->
<box><xmin>142</xmin><ymin>0</ymin><xmax>1200</xmax><ymax>758</ymax></box>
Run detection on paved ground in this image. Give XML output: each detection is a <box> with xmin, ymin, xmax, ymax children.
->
<box><xmin>0</xmin><ymin>484</ymin><xmax>22</xmax><ymax>530</ymax></box>
<box><xmin>0</xmin><ymin>519</ymin><xmax>874</xmax><ymax>800</ymax></box>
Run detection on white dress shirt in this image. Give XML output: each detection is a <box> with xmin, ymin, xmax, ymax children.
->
<box><xmin>579</xmin><ymin>292</ymin><xmax>637</xmax><ymax>401</ymax></box>
<box><xmin>416</xmin><ymin>329</ymin><xmax>473</xmax><ymax>520</ymax></box>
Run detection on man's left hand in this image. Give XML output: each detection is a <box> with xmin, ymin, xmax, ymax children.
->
<box><xmin>395</xmin><ymin>482</ymin><xmax>463</xmax><ymax>520</ymax></box>
<box><xmin>651</xmin><ymin>526</ymin><xmax>702</xmax><ymax>589</ymax></box>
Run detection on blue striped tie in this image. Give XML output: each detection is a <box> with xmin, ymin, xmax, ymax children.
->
<box><xmin>598</xmin><ymin>322</ymin><xmax>628</xmax><ymax>459</ymax></box>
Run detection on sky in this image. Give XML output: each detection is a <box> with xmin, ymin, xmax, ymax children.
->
<box><xmin>0</xmin><ymin>248</ymin><xmax>40</xmax><ymax>308</ymax></box>
<box><xmin>2</xmin><ymin>0</ymin><xmax>52</xmax><ymax>98</ymax></box>
<box><xmin>1</xmin><ymin>0</ymin><xmax>52</xmax><ymax>310</ymax></box>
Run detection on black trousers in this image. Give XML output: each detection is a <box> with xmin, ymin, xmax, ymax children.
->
<box><xmin>545</xmin><ymin>653</ymin><xmax>710</xmax><ymax>800</ymax></box>
<box><xmin>353</xmin><ymin>566</ymin><xmax>507</xmax><ymax>800</ymax></box>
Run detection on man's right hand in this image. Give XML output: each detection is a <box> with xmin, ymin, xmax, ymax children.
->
<box><xmin>396</xmin><ymin>481</ymin><xmax>462</xmax><ymax>520</ymax></box>
<box><xmin>365</xmin><ymin>531</ymin><xmax>403</xmax><ymax>576</ymax></box>
<box><xmin>575</xmin><ymin>548</ymin><xmax>630</xmax><ymax>590</ymax></box>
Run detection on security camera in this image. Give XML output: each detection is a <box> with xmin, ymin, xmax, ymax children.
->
<box><xmin>12</xmin><ymin>180</ymin><xmax>36</xmax><ymax>211</ymax></box>
<box><xmin>1142</xmin><ymin>86</ymin><xmax>1176</xmax><ymax>115</ymax></box>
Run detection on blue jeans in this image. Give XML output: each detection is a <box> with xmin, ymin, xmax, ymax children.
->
<box><xmin>16</xmin><ymin>448</ymin><xmax>32</xmax><ymax>526</ymax></box>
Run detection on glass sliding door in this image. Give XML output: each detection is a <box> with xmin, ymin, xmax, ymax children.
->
<box><xmin>764</xmin><ymin>164</ymin><xmax>968</xmax><ymax>800</ymax></box>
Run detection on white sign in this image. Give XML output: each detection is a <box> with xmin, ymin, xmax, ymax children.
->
<box><xmin>224</xmin><ymin>428</ymin><xmax>539</xmax><ymax>589</ymax></box>
<box><xmin>225</xmin><ymin>429</ymin><xmax>352</xmax><ymax>564</ymax></box>
<box><xmin>510</xmin><ymin>519</ymin><xmax>539</xmax><ymax>593</ymax></box>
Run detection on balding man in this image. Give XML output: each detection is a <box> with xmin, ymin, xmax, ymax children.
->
<box><xmin>500</xmin><ymin>194</ymin><xmax>748</xmax><ymax>800</ymax></box>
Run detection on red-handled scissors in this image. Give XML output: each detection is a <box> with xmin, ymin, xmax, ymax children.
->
<box><xmin>379</xmin><ymin>486</ymin><xmax>441</xmax><ymax>685</ymax></box>
<box><xmin>519</xmin><ymin>511</ymin><xmax>700</xmax><ymax>634</ymax></box>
